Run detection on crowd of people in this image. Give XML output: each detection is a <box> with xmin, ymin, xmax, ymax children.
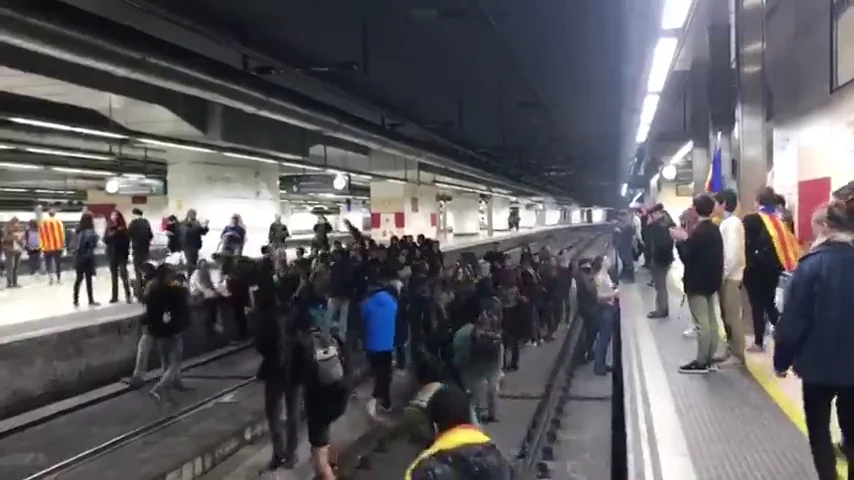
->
<box><xmin>620</xmin><ymin>183</ymin><xmax>854</xmax><ymax>480</ymax></box>
<box><xmin>124</xmin><ymin>214</ymin><xmax>615</xmax><ymax>479</ymax></box>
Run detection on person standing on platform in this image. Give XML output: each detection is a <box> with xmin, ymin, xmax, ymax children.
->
<box><xmin>39</xmin><ymin>206</ymin><xmax>66</xmax><ymax>285</ymax></box>
<box><xmin>1</xmin><ymin>217</ymin><xmax>24</xmax><ymax>288</ymax></box>
<box><xmin>104</xmin><ymin>210</ymin><xmax>133</xmax><ymax>304</ymax></box>
<box><xmin>72</xmin><ymin>212</ymin><xmax>100</xmax><ymax>307</ymax></box>
<box><xmin>773</xmin><ymin>198</ymin><xmax>854</xmax><ymax>480</ymax></box>
<box><xmin>670</xmin><ymin>194</ymin><xmax>724</xmax><ymax>374</ymax></box>
<box><xmin>714</xmin><ymin>189</ymin><xmax>746</xmax><ymax>366</ymax></box>
<box><xmin>614</xmin><ymin>211</ymin><xmax>635</xmax><ymax>282</ymax></box>
<box><xmin>743</xmin><ymin>187</ymin><xmax>800</xmax><ymax>352</ymax></box>
<box><xmin>644</xmin><ymin>203</ymin><xmax>674</xmax><ymax>319</ymax></box>
<box><xmin>181</xmin><ymin>209</ymin><xmax>208</xmax><ymax>276</ymax></box>
<box><xmin>128</xmin><ymin>208</ymin><xmax>153</xmax><ymax>299</ymax></box>
<box><xmin>24</xmin><ymin>219</ymin><xmax>41</xmax><ymax>276</ymax></box>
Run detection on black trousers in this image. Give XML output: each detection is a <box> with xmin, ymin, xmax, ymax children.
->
<box><xmin>109</xmin><ymin>259</ymin><xmax>131</xmax><ymax>301</ymax></box>
<box><xmin>367</xmin><ymin>351</ymin><xmax>393</xmax><ymax>409</ymax></box>
<box><xmin>264</xmin><ymin>381</ymin><xmax>301</xmax><ymax>461</ymax></box>
<box><xmin>803</xmin><ymin>382</ymin><xmax>854</xmax><ymax>480</ymax></box>
<box><xmin>73</xmin><ymin>268</ymin><xmax>94</xmax><ymax>304</ymax></box>
<box><xmin>132</xmin><ymin>250</ymin><xmax>149</xmax><ymax>298</ymax></box>
<box><xmin>744</xmin><ymin>272</ymin><xmax>779</xmax><ymax>347</ymax></box>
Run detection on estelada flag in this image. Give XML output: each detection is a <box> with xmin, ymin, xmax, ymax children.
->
<box><xmin>758</xmin><ymin>212</ymin><xmax>801</xmax><ymax>271</ymax></box>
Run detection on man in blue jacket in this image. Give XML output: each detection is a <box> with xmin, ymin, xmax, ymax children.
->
<box><xmin>361</xmin><ymin>281</ymin><xmax>398</xmax><ymax>416</ymax></box>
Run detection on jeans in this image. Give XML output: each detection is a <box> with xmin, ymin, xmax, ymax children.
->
<box><xmin>132</xmin><ymin>250</ymin><xmax>149</xmax><ymax>298</ymax></box>
<box><xmin>43</xmin><ymin>250</ymin><xmax>62</xmax><ymax>280</ymax></box>
<box><xmin>687</xmin><ymin>294</ymin><xmax>720</xmax><ymax>365</ymax></box>
<box><xmin>594</xmin><ymin>305</ymin><xmax>617</xmax><ymax>375</ymax></box>
<box><xmin>325</xmin><ymin>297</ymin><xmax>350</xmax><ymax>341</ymax></box>
<box><xmin>460</xmin><ymin>345</ymin><xmax>504</xmax><ymax>418</ymax></box>
<box><xmin>502</xmin><ymin>334</ymin><xmax>521</xmax><ymax>369</ymax></box>
<box><xmin>4</xmin><ymin>251</ymin><xmax>21</xmax><ymax>286</ymax></box>
<box><xmin>132</xmin><ymin>331</ymin><xmax>155</xmax><ymax>380</ymax></box>
<box><xmin>73</xmin><ymin>268</ymin><xmax>95</xmax><ymax>305</ymax></box>
<box><xmin>650</xmin><ymin>264</ymin><xmax>670</xmax><ymax>313</ymax></box>
<box><xmin>151</xmin><ymin>334</ymin><xmax>183</xmax><ymax>393</ymax></box>
<box><xmin>803</xmin><ymin>382</ymin><xmax>854</xmax><ymax>480</ymax></box>
<box><xmin>26</xmin><ymin>249</ymin><xmax>41</xmax><ymax>275</ymax></box>
<box><xmin>265</xmin><ymin>381</ymin><xmax>301</xmax><ymax>462</ymax></box>
<box><xmin>109</xmin><ymin>259</ymin><xmax>131</xmax><ymax>301</ymax></box>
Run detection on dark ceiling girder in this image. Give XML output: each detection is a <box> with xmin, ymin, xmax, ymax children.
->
<box><xmin>0</xmin><ymin>0</ymin><xmax>551</xmax><ymax>196</ymax></box>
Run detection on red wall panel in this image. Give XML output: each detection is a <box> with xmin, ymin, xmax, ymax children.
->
<box><xmin>797</xmin><ymin>176</ymin><xmax>831</xmax><ymax>242</ymax></box>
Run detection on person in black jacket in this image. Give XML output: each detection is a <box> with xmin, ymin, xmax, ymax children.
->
<box><xmin>645</xmin><ymin>203</ymin><xmax>675</xmax><ymax>318</ymax></box>
<box><xmin>104</xmin><ymin>210</ymin><xmax>132</xmax><ymax>304</ymax></box>
<box><xmin>72</xmin><ymin>212</ymin><xmax>100</xmax><ymax>308</ymax></box>
<box><xmin>326</xmin><ymin>248</ymin><xmax>353</xmax><ymax>342</ymax></box>
<box><xmin>182</xmin><ymin>209</ymin><xmax>209</xmax><ymax>276</ymax></box>
<box><xmin>128</xmin><ymin>208</ymin><xmax>153</xmax><ymax>298</ymax></box>
<box><xmin>141</xmin><ymin>264</ymin><xmax>190</xmax><ymax>403</ymax></box>
<box><xmin>671</xmin><ymin>194</ymin><xmax>724</xmax><ymax>374</ymax></box>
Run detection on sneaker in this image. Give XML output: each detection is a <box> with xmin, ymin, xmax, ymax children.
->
<box><xmin>647</xmin><ymin>311</ymin><xmax>669</xmax><ymax>319</ymax></box>
<box><xmin>678</xmin><ymin>361</ymin><xmax>710</xmax><ymax>374</ymax></box>
<box><xmin>682</xmin><ymin>327</ymin><xmax>697</xmax><ymax>338</ymax></box>
<box><xmin>746</xmin><ymin>344</ymin><xmax>766</xmax><ymax>353</ymax></box>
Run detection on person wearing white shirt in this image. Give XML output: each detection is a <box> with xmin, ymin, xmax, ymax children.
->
<box><xmin>592</xmin><ymin>255</ymin><xmax>619</xmax><ymax>376</ymax></box>
<box><xmin>189</xmin><ymin>259</ymin><xmax>223</xmax><ymax>336</ymax></box>
<box><xmin>714</xmin><ymin>189</ymin><xmax>746</xmax><ymax>364</ymax></box>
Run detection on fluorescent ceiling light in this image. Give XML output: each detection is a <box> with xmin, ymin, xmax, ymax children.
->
<box><xmin>635</xmin><ymin>123</ymin><xmax>651</xmax><ymax>143</ymax></box>
<box><xmin>639</xmin><ymin>94</ymin><xmax>660</xmax><ymax>126</ymax></box>
<box><xmin>647</xmin><ymin>37</ymin><xmax>679</xmax><ymax>92</ymax></box>
<box><xmin>0</xmin><ymin>144</ymin><xmax>14</xmax><ymax>149</ymax></box>
<box><xmin>121</xmin><ymin>173</ymin><xmax>146</xmax><ymax>179</ymax></box>
<box><xmin>620</xmin><ymin>183</ymin><xmax>628</xmax><ymax>197</ymax></box>
<box><xmin>668</xmin><ymin>140</ymin><xmax>694</xmax><ymax>165</ymax></box>
<box><xmin>51</xmin><ymin>166</ymin><xmax>114</xmax><ymax>176</ymax></box>
<box><xmin>223</xmin><ymin>152</ymin><xmax>279</xmax><ymax>165</ymax></box>
<box><xmin>7</xmin><ymin>117</ymin><xmax>128</xmax><ymax>139</ymax></box>
<box><xmin>0</xmin><ymin>161</ymin><xmax>43</xmax><ymax>170</ymax></box>
<box><xmin>25</xmin><ymin>147</ymin><xmax>113</xmax><ymax>161</ymax></box>
<box><xmin>385</xmin><ymin>179</ymin><xmax>406</xmax><ymax>184</ymax></box>
<box><xmin>632</xmin><ymin>191</ymin><xmax>644</xmax><ymax>203</ymax></box>
<box><xmin>282</xmin><ymin>161</ymin><xmax>322</xmax><ymax>171</ymax></box>
<box><xmin>0</xmin><ymin>187</ymin><xmax>27</xmax><ymax>192</ymax></box>
<box><xmin>35</xmin><ymin>189</ymin><xmax>76</xmax><ymax>194</ymax></box>
<box><xmin>137</xmin><ymin>138</ymin><xmax>215</xmax><ymax>153</ymax></box>
<box><xmin>661</xmin><ymin>0</ymin><xmax>692</xmax><ymax>29</ymax></box>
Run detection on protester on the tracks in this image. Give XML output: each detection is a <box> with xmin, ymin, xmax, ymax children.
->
<box><xmin>137</xmin><ymin>263</ymin><xmax>190</xmax><ymax>403</ymax></box>
<box><xmin>452</xmin><ymin>292</ymin><xmax>503</xmax><ymax>423</ymax></box>
<box><xmin>592</xmin><ymin>255</ymin><xmax>618</xmax><ymax>376</ymax></box>
<box><xmin>743</xmin><ymin>187</ymin><xmax>801</xmax><ymax>352</ymax></box>
<box><xmin>713</xmin><ymin>189</ymin><xmax>746</xmax><ymax>366</ymax></box>
<box><xmin>189</xmin><ymin>259</ymin><xmax>222</xmax><ymax>336</ymax></box>
<box><xmin>104</xmin><ymin>210</ymin><xmax>133</xmax><ymax>304</ymax></box>
<box><xmin>403</xmin><ymin>383</ymin><xmax>513</xmax><ymax>480</ymax></box>
<box><xmin>362</xmin><ymin>272</ymin><xmax>399</xmax><ymax>417</ymax></box>
<box><xmin>670</xmin><ymin>194</ymin><xmax>724</xmax><ymax>374</ymax></box>
<box><xmin>72</xmin><ymin>212</ymin><xmax>100</xmax><ymax>308</ymax></box>
<box><xmin>575</xmin><ymin>258</ymin><xmax>599</xmax><ymax>364</ymax></box>
<box><xmin>327</xmin><ymin>247</ymin><xmax>354</xmax><ymax>342</ymax></box>
<box><xmin>644</xmin><ymin>203</ymin><xmax>674</xmax><ymax>319</ymax></box>
<box><xmin>128</xmin><ymin>208</ymin><xmax>153</xmax><ymax>298</ymax></box>
<box><xmin>773</xmin><ymin>197</ymin><xmax>854</xmax><ymax>480</ymax></box>
<box><xmin>181</xmin><ymin>209</ymin><xmax>209</xmax><ymax>276</ymax></box>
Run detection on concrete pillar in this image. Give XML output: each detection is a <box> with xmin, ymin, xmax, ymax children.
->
<box><xmin>690</xmin><ymin>60</ymin><xmax>712</xmax><ymax>195</ymax></box>
<box><xmin>450</xmin><ymin>195</ymin><xmax>480</xmax><ymax>236</ymax></box>
<box><xmin>491</xmin><ymin>197</ymin><xmax>511</xmax><ymax>231</ymax></box>
<box><xmin>734</xmin><ymin>0</ymin><xmax>771</xmax><ymax>209</ymax></box>
<box><xmin>485</xmin><ymin>196</ymin><xmax>495</xmax><ymax>237</ymax></box>
<box><xmin>167</xmin><ymin>150</ymin><xmax>280</xmax><ymax>259</ymax></box>
<box><xmin>369</xmin><ymin>181</ymin><xmax>439</xmax><ymax>240</ymax></box>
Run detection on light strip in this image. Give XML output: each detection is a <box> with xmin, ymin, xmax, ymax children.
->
<box><xmin>121</xmin><ymin>173</ymin><xmax>146</xmax><ymax>179</ymax></box>
<box><xmin>7</xmin><ymin>117</ymin><xmax>128</xmax><ymax>139</ymax></box>
<box><xmin>635</xmin><ymin>123</ymin><xmax>651</xmax><ymax>143</ymax></box>
<box><xmin>639</xmin><ymin>94</ymin><xmax>660</xmax><ymax>125</ymax></box>
<box><xmin>662</xmin><ymin>0</ymin><xmax>693</xmax><ymax>29</ymax></box>
<box><xmin>282</xmin><ymin>161</ymin><xmax>322</xmax><ymax>171</ymax></box>
<box><xmin>668</xmin><ymin>140</ymin><xmax>694</xmax><ymax>165</ymax></box>
<box><xmin>223</xmin><ymin>152</ymin><xmax>279</xmax><ymax>165</ymax></box>
<box><xmin>25</xmin><ymin>147</ymin><xmax>113</xmax><ymax>161</ymax></box>
<box><xmin>385</xmin><ymin>179</ymin><xmax>406</xmax><ymax>184</ymax></box>
<box><xmin>51</xmin><ymin>166</ymin><xmax>114</xmax><ymax>176</ymax></box>
<box><xmin>137</xmin><ymin>138</ymin><xmax>215</xmax><ymax>153</ymax></box>
<box><xmin>35</xmin><ymin>189</ymin><xmax>76</xmax><ymax>194</ymax></box>
<box><xmin>0</xmin><ymin>144</ymin><xmax>14</xmax><ymax>149</ymax></box>
<box><xmin>0</xmin><ymin>187</ymin><xmax>28</xmax><ymax>192</ymax></box>
<box><xmin>647</xmin><ymin>37</ymin><xmax>679</xmax><ymax>93</ymax></box>
<box><xmin>0</xmin><ymin>161</ymin><xmax>43</xmax><ymax>170</ymax></box>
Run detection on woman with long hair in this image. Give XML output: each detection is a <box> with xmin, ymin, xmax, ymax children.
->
<box><xmin>72</xmin><ymin>212</ymin><xmax>100</xmax><ymax>307</ymax></box>
<box><xmin>1</xmin><ymin>216</ymin><xmax>24</xmax><ymax>288</ymax></box>
<box><xmin>104</xmin><ymin>210</ymin><xmax>132</xmax><ymax>303</ymax></box>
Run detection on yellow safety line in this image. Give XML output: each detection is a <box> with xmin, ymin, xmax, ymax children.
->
<box><xmin>671</xmin><ymin>279</ymin><xmax>848</xmax><ymax>478</ymax></box>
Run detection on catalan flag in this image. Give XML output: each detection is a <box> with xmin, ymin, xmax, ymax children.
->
<box><xmin>38</xmin><ymin>216</ymin><xmax>66</xmax><ymax>252</ymax></box>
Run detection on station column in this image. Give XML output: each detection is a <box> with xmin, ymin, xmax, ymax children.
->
<box><xmin>449</xmin><ymin>195</ymin><xmax>481</xmax><ymax>237</ymax></box>
<box><xmin>491</xmin><ymin>196</ymin><xmax>510</xmax><ymax>232</ymax></box>
<box><xmin>369</xmin><ymin>180</ymin><xmax>439</xmax><ymax>240</ymax></box>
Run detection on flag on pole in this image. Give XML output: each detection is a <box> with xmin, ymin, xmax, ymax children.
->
<box><xmin>704</xmin><ymin>142</ymin><xmax>724</xmax><ymax>193</ymax></box>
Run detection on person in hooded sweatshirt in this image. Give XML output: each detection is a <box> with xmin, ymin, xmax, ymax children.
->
<box><xmin>361</xmin><ymin>274</ymin><xmax>398</xmax><ymax>417</ymax></box>
<box><xmin>774</xmin><ymin>198</ymin><xmax>854</xmax><ymax>480</ymax></box>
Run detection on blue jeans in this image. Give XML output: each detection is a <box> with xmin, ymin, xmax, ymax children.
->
<box><xmin>594</xmin><ymin>305</ymin><xmax>617</xmax><ymax>375</ymax></box>
<box><xmin>325</xmin><ymin>297</ymin><xmax>350</xmax><ymax>341</ymax></box>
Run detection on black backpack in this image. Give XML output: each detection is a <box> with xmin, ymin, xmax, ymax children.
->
<box><xmin>299</xmin><ymin>326</ymin><xmax>345</xmax><ymax>387</ymax></box>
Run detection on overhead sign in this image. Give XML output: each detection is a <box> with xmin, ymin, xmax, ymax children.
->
<box><xmin>104</xmin><ymin>177</ymin><xmax>165</xmax><ymax>196</ymax></box>
<box><xmin>281</xmin><ymin>174</ymin><xmax>351</xmax><ymax>195</ymax></box>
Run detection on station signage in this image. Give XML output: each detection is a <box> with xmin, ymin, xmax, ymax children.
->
<box><xmin>280</xmin><ymin>174</ymin><xmax>351</xmax><ymax>195</ymax></box>
<box><xmin>104</xmin><ymin>177</ymin><xmax>166</xmax><ymax>196</ymax></box>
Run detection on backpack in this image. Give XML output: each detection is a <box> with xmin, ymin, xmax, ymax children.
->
<box><xmin>299</xmin><ymin>326</ymin><xmax>345</xmax><ymax>386</ymax></box>
<box><xmin>470</xmin><ymin>302</ymin><xmax>502</xmax><ymax>362</ymax></box>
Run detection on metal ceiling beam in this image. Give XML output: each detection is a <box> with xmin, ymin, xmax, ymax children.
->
<box><xmin>0</xmin><ymin>0</ymin><xmax>554</xmax><ymax>196</ymax></box>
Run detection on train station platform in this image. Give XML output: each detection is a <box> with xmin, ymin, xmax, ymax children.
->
<box><xmin>621</xmin><ymin>263</ymin><xmax>829</xmax><ymax>480</ymax></box>
<box><xmin>0</xmin><ymin>223</ymin><xmax>611</xmax><ymax>480</ymax></box>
